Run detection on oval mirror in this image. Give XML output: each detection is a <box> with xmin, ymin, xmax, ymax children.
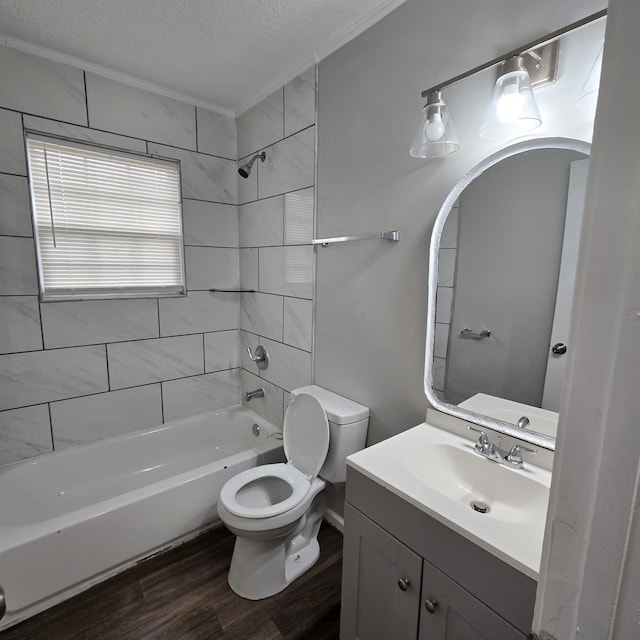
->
<box><xmin>424</xmin><ymin>137</ymin><xmax>591</xmax><ymax>451</ymax></box>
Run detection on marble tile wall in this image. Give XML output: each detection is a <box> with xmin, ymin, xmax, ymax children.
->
<box><xmin>237</xmin><ymin>66</ymin><xmax>316</xmax><ymax>428</ymax></box>
<box><xmin>0</xmin><ymin>44</ymin><xmax>241</xmax><ymax>465</ymax></box>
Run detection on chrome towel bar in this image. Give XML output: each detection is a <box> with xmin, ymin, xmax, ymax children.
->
<box><xmin>312</xmin><ymin>230</ymin><xmax>400</xmax><ymax>247</ymax></box>
<box><xmin>460</xmin><ymin>328</ymin><xmax>491</xmax><ymax>339</ymax></box>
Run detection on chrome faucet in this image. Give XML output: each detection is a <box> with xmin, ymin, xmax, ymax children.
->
<box><xmin>244</xmin><ymin>388</ymin><xmax>265</xmax><ymax>402</ymax></box>
<box><xmin>517</xmin><ymin>416</ymin><xmax>530</xmax><ymax>430</ymax></box>
<box><xmin>467</xmin><ymin>426</ymin><xmax>536</xmax><ymax>469</ymax></box>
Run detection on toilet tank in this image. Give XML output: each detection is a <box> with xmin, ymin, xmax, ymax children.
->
<box><xmin>290</xmin><ymin>385</ymin><xmax>369</xmax><ymax>483</ymax></box>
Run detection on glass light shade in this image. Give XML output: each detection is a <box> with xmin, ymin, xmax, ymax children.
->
<box><xmin>410</xmin><ymin>91</ymin><xmax>459</xmax><ymax>158</ymax></box>
<box><xmin>480</xmin><ymin>57</ymin><xmax>542</xmax><ymax>139</ymax></box>
<box><xmin>576</xmin><ymin>45</ymin><xmax>603</xmax><ymax>112</ymax></box>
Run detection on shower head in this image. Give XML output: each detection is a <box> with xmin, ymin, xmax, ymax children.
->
<box><xmin>238</xmin><ymin>151</ymin><xmax>266</xmax><ymax>178</ymax></box>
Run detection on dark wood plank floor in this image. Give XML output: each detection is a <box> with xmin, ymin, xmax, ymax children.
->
<box><xmin>1</xmin><ymin>523</ymin><xmax>343</xmax><ymax>640</ymax></box>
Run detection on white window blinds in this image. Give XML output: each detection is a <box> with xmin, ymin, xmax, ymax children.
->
<box><xmin>26</xmin><ymin>133</ymin><xmax>186</xmax><ymax>301</ymax></box>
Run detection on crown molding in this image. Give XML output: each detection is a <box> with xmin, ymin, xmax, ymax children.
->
<box><xmin>0</xmin><ymin>33</ymin><xmax>235</xmax><ymax>117</ymax></box>
<box><xmin>1</xmin><ymin>0</ymin><xmax>409</xmax><ymax>119</ymax></box>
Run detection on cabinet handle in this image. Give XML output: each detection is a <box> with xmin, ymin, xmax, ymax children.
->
<box><xmin>397</xmin><ymin>578</ymin><xmax>410</xmax><ymax>592</ymax></box>
<box><xmin>424</xmin><ymin>599</ymin><xmax>438</xmax><ymax>614</ymax></box>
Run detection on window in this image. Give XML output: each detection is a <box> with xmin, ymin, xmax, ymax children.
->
<box><xmin>26</xmin><ymin>133</ymin><xmax>186</xmax><ymax>301</ymax></box>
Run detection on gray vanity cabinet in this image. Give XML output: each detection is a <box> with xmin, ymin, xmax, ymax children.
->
<box><xmin>418</xmin><ymin>560</ymin><xmax>526</xmax><ymax>639</ymax></box>
<box><xmin>340</xmin><ymin>466</ymin><xmax>535</xmax><ymax>640</ymax></box>
<box><xmin>341</xmin><ymin>503</ymin><xmax>423</xmax><ymax>640</ymax></box>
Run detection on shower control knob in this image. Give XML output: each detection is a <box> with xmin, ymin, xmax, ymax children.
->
<box><xmin>247</xmin><ymin>345</ymin><xmax>269</xmax><ymax>370</ymax></box>
<box><xmin>551</xmin><ymin>343</ymin><xmax>567</xmax><ymax>355</ymax></box>
<box><xmin>397</xmin><ymin>578</ymin><xmax>410</xmax><ymax>592</ymax></box>
<box><xmin>424</xmin><ymin>598</ymin><xmax>438</xmax><ymax>614</ymax></box>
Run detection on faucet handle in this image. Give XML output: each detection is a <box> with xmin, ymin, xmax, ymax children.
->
<box><xmin>467</xmin><ymin>425</ymin><xmax>488</xmax><ymax>441</ymax></box>
<box><xmin>505</xmin><ymin>444</ymin><xmax>536</xmax><ymax>467</ymax></box>
<box><xmin>467</xmin><ymin>426</ymin><xmax>492</xmax><ymax>452</ymax></box>
<box><xmin>509</xmin><ymin>444</ymin><xmax>536</xmax><ymax>455</ymax></box>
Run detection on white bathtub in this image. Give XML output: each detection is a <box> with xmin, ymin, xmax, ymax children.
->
<box><xmin>0</xmin><ymin>405</ymin><xmax>284</xmax><ymax>630</ymax></box>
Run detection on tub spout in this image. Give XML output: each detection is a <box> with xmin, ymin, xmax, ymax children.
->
<box><xmin>244</xmin><ymin>388</ymin><xmax>265</xmax><ymax>402</ymax></box>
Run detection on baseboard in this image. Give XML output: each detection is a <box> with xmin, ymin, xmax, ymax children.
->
<box><xmin>324</xmin><ymin>508</ymin><xmax>344</xmax><ymax>533</ymax></box>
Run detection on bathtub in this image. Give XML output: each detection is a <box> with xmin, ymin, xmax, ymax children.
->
<box><xmin>0</xmin><ymin>405</ymin><xmax>284</xmax><ymax>631</ymax></box>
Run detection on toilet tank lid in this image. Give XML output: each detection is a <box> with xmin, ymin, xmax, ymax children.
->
<box><xmin>290</xmin><ymin>385</ymin><xmax>369</xmax><ymax>424</ymax></box>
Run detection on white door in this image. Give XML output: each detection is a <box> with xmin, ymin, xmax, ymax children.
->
<box><xmin>541</xmin><ymin>159</ymin><xmax>589</xmax><ymax>411</ymax></box>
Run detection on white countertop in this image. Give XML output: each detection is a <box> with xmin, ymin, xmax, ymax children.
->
<box><xmin>347</xmin><ymin>421</ymin><xmax>552</xmax><ymax>580</ymax></box>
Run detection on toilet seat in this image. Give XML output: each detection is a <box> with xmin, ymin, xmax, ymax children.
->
<box><xmin>219</xmin><ymin>462</ymin><xmax>311</xmax><ymax>519</ymax></box>
<box><xmin>219</xmin><ymin>393</ymin><xmax>330</xmax><ymax>520</ymax></box>
<box><xmin>282</xmin><ymin>393</ymin><xmax>330</xmax><ymax>478</ymax></box>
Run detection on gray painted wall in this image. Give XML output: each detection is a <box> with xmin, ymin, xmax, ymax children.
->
<box><xmin>314</xmin><ymin>0</ymin><xmax>605</xmax><ymax>445</ymax></box>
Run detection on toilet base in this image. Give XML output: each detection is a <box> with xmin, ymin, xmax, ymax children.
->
<box><xmin>227</xmin><ymin>534</ymin><xmax>321</xmax><ymax>600</ymax></box>
<box><xmin>227</xmin><ymin>494</ymin><xmax>327</xmax><ymax>600</ymax></box>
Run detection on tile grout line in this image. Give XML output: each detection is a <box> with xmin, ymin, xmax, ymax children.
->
<box><xmin>0</xmin><ymin>368</ymin><xmax>243</xmax><ymax>417</ymax></box>
<box><xmin>83</xmin><ymin>71</ymin><xmax>90</xmax><ymax>128</ymax></box>
<box><xmin>47</xmin><ymin>402</ymin><xmax>55</xmax><ymax>451</ymax></box>
<box><xmin>240</xmin><ymin>123</ymin><xmax>314</xmax><ymax>160</ymax></box>
<box><xmin>159</xmin><ymin>381</ymin><xmax>165</xmax><ymax>424</ymax></box>
<box><xmin>194</xmin><ymin>106</ymin><xmax>199</xmax><ymax>153</ymax></box>
<box><xmin>8</xmin><ymin>106</ymin><xmax>236</xmax><ymax>160</ymax></box>
<box><xmin>0</xmin><ymin>170</ymin><xmax>29</xmax><ymax>178</ymax></box>
<box><xmin>105</xmin><ymin>343</ymin><xmax>111</xmax><ymax>391</ymax></box>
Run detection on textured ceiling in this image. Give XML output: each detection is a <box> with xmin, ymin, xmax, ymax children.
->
<box><xmin>0</xmin><ymin>0</ymin><xmax>406</xmax><ymax>115</ymax></box>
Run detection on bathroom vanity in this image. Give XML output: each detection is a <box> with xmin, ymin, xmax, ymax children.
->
<box><xmin>338</xmin><ymin>136</ymin><xmax>581</xmax><ymax>639</ymax></box>
<box><xmin>339</xmin><ymin>421</ymin><xmax>551</xmax><ymax>640</ymax></box>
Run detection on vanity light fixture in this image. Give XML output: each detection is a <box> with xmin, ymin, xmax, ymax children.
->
<box><xmin>576</xmin><ymin>44</ymin><xmax>603</xmax><ymax>111</ymax></box>
<box><xmin>409</xmin><ymin>90</ymin><xmax>460</xmax><ymax>158</ymax></box>
<box><xmin>479</xmin><ymin>55</ymin><xmax>542</xmax><ymax>139</ymax></box>
<box><xmin>410</xmin><ymin>9</ymin><xmax>606</xmax><ymax>157</ymax></box>
<box><xmin>480</xmin><ymin>42</ymin><xmax>558</xmax><ymax>139</ymax></box>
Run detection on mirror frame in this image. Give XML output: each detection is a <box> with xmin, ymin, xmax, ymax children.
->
<box><xmin>424</xmin><ymin>137</ymin><xmax>592</xmax><ymax>451</ymax></box>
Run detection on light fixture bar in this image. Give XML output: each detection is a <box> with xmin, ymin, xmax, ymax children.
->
<box><xmin>420</xmin><ymin>8</ymin><xmax>606</xmax><ymax>98</ymax></box>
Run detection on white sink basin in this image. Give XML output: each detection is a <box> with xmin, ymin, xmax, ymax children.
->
<box><xmin>403</xmin><ymin>443</ymin><xmax>549</xmax><ymax>524</ymax></box>
<box><xmin>347</xmin><ymin>422</ymin><xmax>552</xmax><ymax>579</ymax></box>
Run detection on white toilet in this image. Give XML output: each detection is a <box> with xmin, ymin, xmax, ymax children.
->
<box><xmin>217</xmin><ymin>384</ymin><xmax>369</xmax><ymax>599</ymax></box>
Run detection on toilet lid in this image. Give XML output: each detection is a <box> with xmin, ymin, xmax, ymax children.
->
<box><xmin>283</xmin><ymin>393</ymin><xmax>330</xmax><ymax>478</ymax></box>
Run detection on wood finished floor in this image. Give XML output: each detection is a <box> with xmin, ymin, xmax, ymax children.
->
<box><xmin>1</xmin><ymin>523</ymin><xmax>343</xmax><ymax>640</ymax></box>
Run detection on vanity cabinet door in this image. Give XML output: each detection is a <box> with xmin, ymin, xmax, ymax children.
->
<box><xmin>418</xmin><ymin>560</ymin><xmax>527</xmax><ymax>640</ymax></box>
<box><xmin>340</xmin><ymin>504</ymin><xmax>423</xmax><ymax>640</ymax></box>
